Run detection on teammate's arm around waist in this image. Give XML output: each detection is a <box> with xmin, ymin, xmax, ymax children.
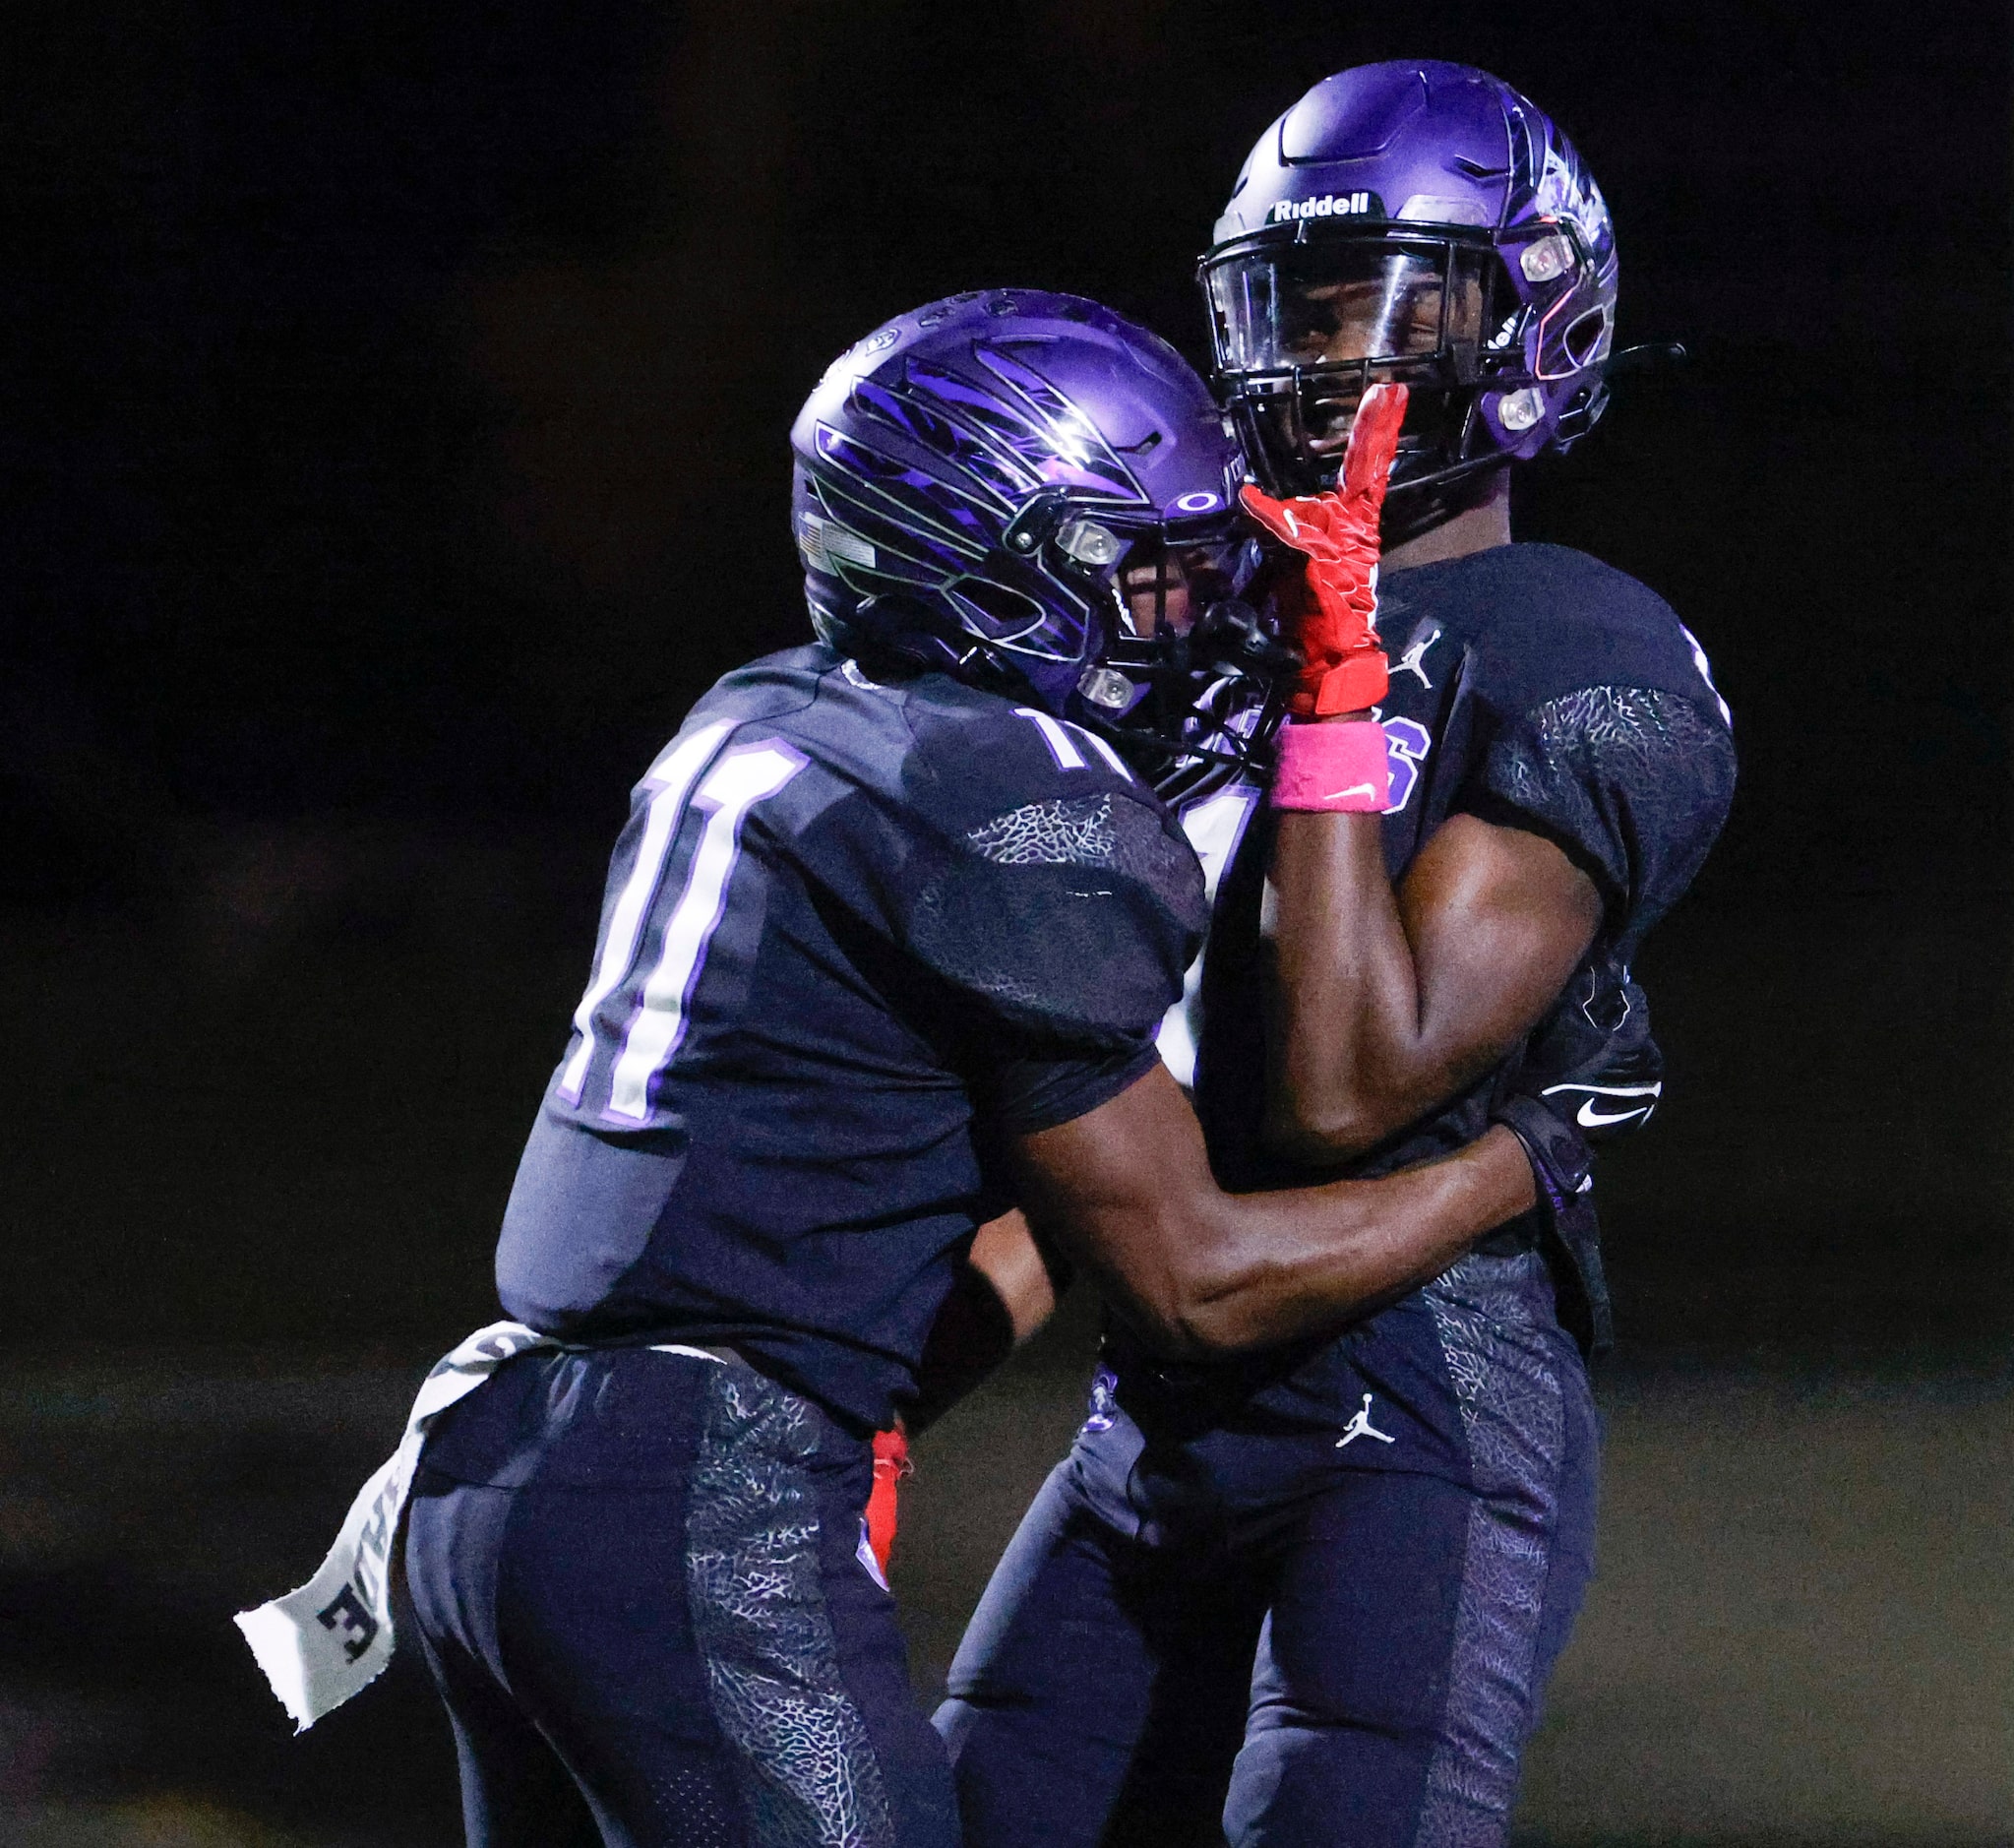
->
<box><xmin>1264</xmin><ymin>804</ymin><xmax>1602</xmax><ymax>1163</ymax></box>
<box><xmin>906</xmin><ymin>1210</ymin><xmax>1067</xmax><ymax>1432</ymax></box>
<box><xmin>1012</xmin><ymin>1060</ymin><xmax>1534</xmax><ymax>1359</ymax></box>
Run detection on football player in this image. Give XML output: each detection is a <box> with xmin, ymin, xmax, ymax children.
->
<box><xmin>394</xmin><ymin>289</ymin><xmax>1572</xmax><ymax>1848</ymax></box>
<box><xmin>937</xmin><ymin>66</ymin><xmax>1739</xmax><ymax>1848</ymax></box>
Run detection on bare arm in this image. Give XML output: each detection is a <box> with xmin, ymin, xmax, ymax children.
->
<box><xmin>1013</xmin><ymin>1061</ymin><xmax>1533</xmax><ymax>1358</ymax></box>
<box><xmin>967</xmin><ymin>1208</ymin><xmax>1062</xmax><ymax>1343</ymax></box>
<box><xmin>1264</xmin><ymin>805</ymin><xmax>1602</xmax><ymax>1163</ymax></box>
<box><xmin>906</xmin><ymin>1210</ymin><xmax>1064</xmax><ymax>1431</ymax></box>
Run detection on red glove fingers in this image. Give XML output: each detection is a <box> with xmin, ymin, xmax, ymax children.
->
<box><xmin>1240</xmin><ymin>382</ymin><xmax>1409</xmax><ymax>717</ymax></box>
<box><xmin>865</xmin><ymin>1427</ymin><xmax>911</xmax><ymax>1578</ymax></box>
<box><xmin>1339</xmin><ymin>377</ymin><xmax>1409</xmax><ymax>503</ymax></box>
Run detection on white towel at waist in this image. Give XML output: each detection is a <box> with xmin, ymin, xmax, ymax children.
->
<box><xmin>234</xmin><ymin>1321</ymin><xmax>727</xmax><ymax>1731</ymax></box>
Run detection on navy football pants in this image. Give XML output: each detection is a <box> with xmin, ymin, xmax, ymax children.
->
<box><xmin>937</xmin><ymin>1252</ymin><xmax>1599</xmax><ymax>1848</ymax></box>
<box><xmin>402</xmin><ymin>1347</ymin><xmax>958</xmax><ymax>1848</ymax></box>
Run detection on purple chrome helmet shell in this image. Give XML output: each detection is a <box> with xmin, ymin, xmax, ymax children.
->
<box><xmin>789</xmin><ymin>288</ymin><xmax>1244</xmax><ymax>717</ymax></box>
<box><xmin>1203</xmin><ymin>61</ymin><xmax>1619</xmax><ymax>494</ymax></box>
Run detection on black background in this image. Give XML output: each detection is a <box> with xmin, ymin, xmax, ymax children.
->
<box><xmin>8</xmin><ymin>1</ymin><xmax>2006</xmax><ymax>880</ymax></box>
<box><xmin>1</xmin><ymin>3</ymin><xmax>2007</xmax><ymax>1841</ymax></box>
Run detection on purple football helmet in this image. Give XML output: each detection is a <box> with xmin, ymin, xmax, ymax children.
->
<box><xmin>1201</xmin><ymin>61</ymin><xmax>1619</xmax><ymax>499</ymax></box>
<box><xmin>791</xmin><ymin>289</ymin><xmax>1290</xmax><ymax>798</ymax></box>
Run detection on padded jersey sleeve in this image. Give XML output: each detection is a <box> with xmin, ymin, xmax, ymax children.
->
<box><xmin>887</xmin><ymin>699</ymin><xmax>1207</xmax><ymax>1129</ymax></box>
<box><xmin>1470</xmin><ymin>683</ymin><xmax>1736</xmax><ymax>957</ymax></box>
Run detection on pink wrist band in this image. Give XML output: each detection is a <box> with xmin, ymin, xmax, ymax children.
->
<box><xmin>1270</xmin><ymin>719</ymin><xmax>1391</xmax><ymax>812</ymax></box>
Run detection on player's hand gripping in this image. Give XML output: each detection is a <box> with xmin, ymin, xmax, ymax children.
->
<box><xmin>1240</xmin><ymin>382</ymin><xmax>1409</xmax><ymax>717</ymax></box>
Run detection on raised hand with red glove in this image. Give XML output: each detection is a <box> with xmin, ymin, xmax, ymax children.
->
<box><xmin>1240</xmin><ymin>381</ymin><xmax>1410</xmax><ymax>718</ymax></box>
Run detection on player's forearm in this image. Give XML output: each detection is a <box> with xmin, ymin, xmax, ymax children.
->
<box><xmin>1014</xmin><ymin>1065</ymin><xmax>1533</xmax><ymax>1359</ymax></box>
<box><xmin>968</xmin><ymin>1208</ymin><xmax>1065</xmax><ymax>1344</ymax></box>
<box><xmin>1264</xmin><ymin>808</ymin><xmax>1444</xmax><ymax>1160</ymax></box>
<box><xmin>1147</xmin><ymin>1128</ymin><xmax>1534</xmax><ymax>1353</ymax></box>
<box><xmin>905</xmin><ymin>1211</ymin><xmax>1064</xmax><ymax>1433</ymax></box>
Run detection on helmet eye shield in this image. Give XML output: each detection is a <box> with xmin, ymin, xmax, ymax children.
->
<box><xmin>1114</xmin><ymin>535</ymin><xmax>1245</xmax><ymax>640</ymax></box>
<box><xmin>1004</xmin><ymin>488</ymin><xmax>1247</xmax><ymax>635</ymax></box>
<box><xmin>1205</xmin><ymin>236</ymin><xmax>1496</xmax><ymax>376</ymax></box>
<box><xmin>1201</xmin><ymin>226</ymin><xmax>1544</xmax><ymax>495</ymax></box>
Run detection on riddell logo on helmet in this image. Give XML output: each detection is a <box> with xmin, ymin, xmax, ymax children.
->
<box><xmin>1270</xmin><ymin>193</ymin><xmax>1379</xmax><ymax>223</ymax></box>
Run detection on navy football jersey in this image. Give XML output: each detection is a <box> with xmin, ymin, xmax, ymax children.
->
<box><xmin>495</xmin><ymin>645</ymin><xmax>1206</xmax><ymax>1430</ymax></box>
<box><xmin>1184</xmin><ymin>542</ymin><xmax>1737</xmax><ymax>1191</ymax></box>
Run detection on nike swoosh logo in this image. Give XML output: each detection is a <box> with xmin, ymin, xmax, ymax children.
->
<box><xmin>1324</xmin><ymin>783</ymin><xmax>1376</xmax><ymax>802</ymax></box>
<box><xmin>1540</xmin><ymin>1080</ymin><xmax>1662</xmax><ymax>1132</ymax></box>
<box><xmin>1576</xmin><ymin>1099</ymin><xmax>1651</xmax><ymax>1129</ymax></box>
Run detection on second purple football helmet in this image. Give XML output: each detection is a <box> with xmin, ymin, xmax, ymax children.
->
<box><xmin>791</xmin><ymin>289</ymin><xmax>1291</xmax><ymax>800</ymax></box>
<box><xmin>1202</xmin><ymin>61</ymin><xmax>1619</xmax><ymax>499</ymax></box>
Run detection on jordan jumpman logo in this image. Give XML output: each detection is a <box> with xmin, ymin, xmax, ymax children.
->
<box><xmin>1389</xmin><ymin>629</ymin><xmax>1439</xmax><ymax>690</ymax></box>
<box><xmin>1336</xmin><ymin>1392</ymin><xmax>1395</xmax><ymax>1448</ymax></box>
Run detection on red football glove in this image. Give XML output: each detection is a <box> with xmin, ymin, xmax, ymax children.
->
<box><xmin>1240</xmin><ymin>382</ymin><xmax>1409</xmax><ymax>717</ymax></box>
<box><xmin>865</xmin><ymin>1427</ymin><xmax>911</xmax><ymax>1577</ymax></box>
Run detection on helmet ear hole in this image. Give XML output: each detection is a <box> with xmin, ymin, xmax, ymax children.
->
<box><xmin>1563</xmin><ymin>309</ymin><xmax>1608</xmax><ymax>369</ymax></box>
<box><xmin>951</xmin><ymin>576</ymin><xmax>1048</xmax><ymax>641</ymax></box>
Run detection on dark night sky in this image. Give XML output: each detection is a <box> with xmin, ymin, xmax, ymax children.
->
<box><xmin>4</xmin><ymin>0</ymin><xmax>2007</xmax><ymax>897</ymax></box>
